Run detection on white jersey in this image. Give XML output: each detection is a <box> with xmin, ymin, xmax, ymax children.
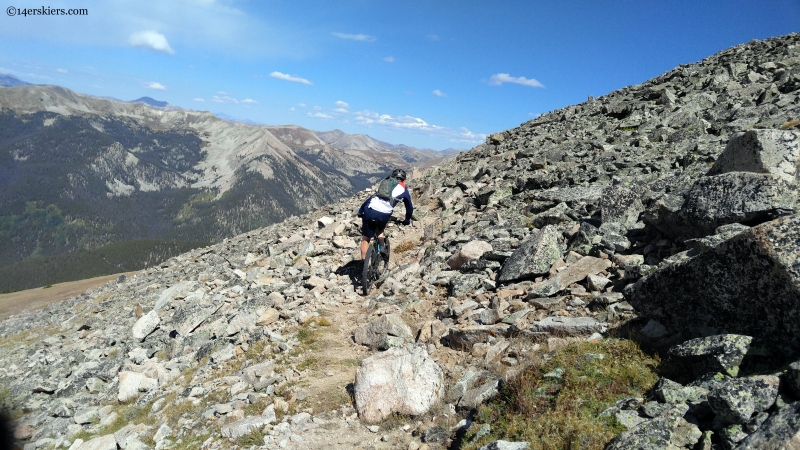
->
<box><xmin>366</xmin><ymin>184</ymin><xmax>407</xmax><ymax>214</ymax></box>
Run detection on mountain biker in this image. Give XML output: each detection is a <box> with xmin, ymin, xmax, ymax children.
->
<box><xmin>357</xmin><ymin>168</ymin><xmax>414</xmax><ymax>261</ymax></box>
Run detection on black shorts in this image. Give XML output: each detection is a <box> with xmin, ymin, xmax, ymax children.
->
<box><xmin>361</xmin><ymin>208</ymin><xmax>391</xmax><ymax>238</ymax></box>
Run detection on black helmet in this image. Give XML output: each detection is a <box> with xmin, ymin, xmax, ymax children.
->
<box><xmin>391</xmin><ymin>168</ymin><xmax>407</xmax><ymax>181</ymax></box>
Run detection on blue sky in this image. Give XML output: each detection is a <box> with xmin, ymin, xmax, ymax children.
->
<box><xmin>1</xmin><ymin>0</ymin><xmax>799</xmax><ymax>150</ymax></box>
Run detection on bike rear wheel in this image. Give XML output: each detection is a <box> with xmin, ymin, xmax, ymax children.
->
<box><xmin>362</xmin><ymin>245</ymin><xmax>376</xmax><ymax>295</ymax></box>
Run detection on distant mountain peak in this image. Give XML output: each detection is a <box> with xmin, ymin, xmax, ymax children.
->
<box><xmin>131</xmin><ymin>97</ymin><xmax>168</xmax><ymax>108</ymax></box>
<box><xmin>0</xmin><ymin>74</ymin><xmax>30</xmax><ymax>87</ymax></box>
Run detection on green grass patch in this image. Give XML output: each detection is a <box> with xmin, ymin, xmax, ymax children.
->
<box><xmin>465</xmin><ymin>339</ymin><xmax>661</xmax><ymax>450</ymax></box>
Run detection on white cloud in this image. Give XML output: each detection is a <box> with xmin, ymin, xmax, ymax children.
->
<box><xmin>432</xmin><ymin>89</ymin><xmax>446</xmax><ymax>97</ymax></box>
<box><xmin>128</xmin><ymin>30</ymin><xmax>175</xmax><ymax>55</ymax></box>
<box><xmin>353</xmin><ymin>109</ymin><xmax>485</xmax><ymax>144</ymax></box>
<box><xmin>426</xmin><ymin>34</ymin><xmax>440</xmax><ymax>41</ymax></box>
<box><xmin>289</xmin><ymin>107</ymin><xmax>296</xmax><ymax>112</ymax></box>
<box><xmin>331</xmin><ymin>32</ymin><xmax>376</xmax><ymax>42</ymax></box>
<box><xmin>56</xmin><ymin>68</ymin><xmax>68</xmax><ymax>73</ymax></box>
<box><xmin>194</xmin><ymin>98</ymin><xmax>205</xmax><ymax>102</ymax></box>
<box><xmin>308</xmin><ymin>112</ymin><xmax>333</xmax><ymax>119</ymax></box>
<box><xmin>313</xmin><ymin>105</ymin><xmax>322</xmax><ymax>110</ymax></box>
<box><xmin>335</xmin><ymin>101</ymin><xmax>349</xmax><ymax>108</ymax></box>
<box><xmin>241</xmin><ymin>98</ymin><xmax>258</xmax><ymax>104</ymax></box>
<box><xmin>148</xmin><ymin>82</ymin><xmax>167</xmax><ymax>90</ymax></box>
<box><xmin>212</xmin><ymin>94</ymin><xmax>238</xmax><ymax>103</ymax></box>
<box><xmin>217</xmin><ymin>91</ymin><xmax>229</xmax><ymax>95</ymax></box>
<box><xmin>269</xmin><ymin>71</ymin><xmax>312</xmax><ymax>85</ymax></box>
<box><xmin>383</xmin><ymin>56</ymin><xmax>395</xmax><ymax>63</ymax></box>
<box><xmin>297</xmin><ymin>103</ymin><xmax>307</xmax><ymax>108</ymax></box>
<box><xmin>488</xmin><ymin>73</ymin><xmax>545</xmax><ymax>88</ymax></box>
<box><xmin>333</xmin><ymin>108</ymin><xmax>349</xmax><ymax>114</ymax></box>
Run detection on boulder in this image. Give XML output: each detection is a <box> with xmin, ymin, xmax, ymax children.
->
<box><xmin>737</xmin><ymin>401</ymin><xmax>800</xmax><ymax>449</ymax></box>
<box><xmin>627</xmin><ymin>215</ymin><xmax>800</xmax><ymax>352</ymax></box>
<box><xmin>708</xmin><ymin>129</ymin><xmax>800</xmax><ymax>182</ymax></box>
<box><xmin>354</xmin><ymin>344</ymin><xmax>444</xmax><ymax>423</ymax></box>
<box><xmin>447</xmin><ymin>240</ymin><xmax>493</xmax><ymax>270</ymax></box>
<box><xmin>71</xmin><ymin>434</ymin><xmax>117</xmax><ymax>450</ymax></box>
<box><xmin>606</xmin><ymin>403</ymin><xmax>690</xmax><ymax>450</ymax></box>
<box><xmin>220</xmin><ymin>415</ymin><xmax>275</xmax><ymax>439</ymax></box>
<box><xmin>117</xmin><ymin>371</ymin><xmax>157</xmax><ymax>403</ymax></box>
<box><xmin>528</xmin><ymin>256</ymin><xmax>611</xmax><ymax>297</ymax></box>
<box><xmin>353</xmin><ymin>314</ymin><xmax>413</xmax><ymax>350</ymax></box>
<box><xmin>131</xmin><ymin>310</ymin><xmax>160</xmax><ymax>341</ymax></box>
<box><xmin>707</xmin><ymin>375</ymin><xmax>779</xmax><ymax>425</ymax></box>
<box><xmin>667</xmin><ymin>334</ymin><xmax>752</xmax><ymax>378</ymax></box>
<box><xmin>678</xmin><ymin>172</ymin><xmax>797</xmax><ymax>237</ymax></box>
<box><xmin>498</xmin><ymin>225</ymin><xmax>562</xmax><ymax>282</ymax></box>
<box><xmin>601</xmin><ymin>185</ymin><xmax>644</xmax><ymax>229</ymax></box>
<box><xmin>478</xmin><ymin>441</ymin><xmax>530</xmax><ymax>450</ymax></box>
<box><xmin>529</xmin><ymin>317</ymin><xmax>607</xmax><ymax>337</ymax></box>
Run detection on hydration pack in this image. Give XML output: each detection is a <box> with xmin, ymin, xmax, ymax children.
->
<box><xmin>376</xmin><ymin>176</ymin><xmax>399</xmax><ymax>206</ymax></box>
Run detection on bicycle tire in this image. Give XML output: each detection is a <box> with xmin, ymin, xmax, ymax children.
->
<box><xmin>362</xmin><ymin>245</ymin><xmax>376</xmax><ymax>295</ymax></box>
<box><xmin>378</xmin><ymin>237</ymin><xmax>390</xmax><ymax>275</ymax></box>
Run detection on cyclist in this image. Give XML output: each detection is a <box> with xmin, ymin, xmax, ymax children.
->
<box><xmin>357</xmin><ymin>168</ymin><xmax>414</xmax><ymax>261</ymax></box>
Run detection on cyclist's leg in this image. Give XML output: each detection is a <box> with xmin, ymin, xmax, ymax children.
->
<box><xmin>360</xmin><ymin>215</ymin><xmax>377</xmax><ymax>260</ymax></box>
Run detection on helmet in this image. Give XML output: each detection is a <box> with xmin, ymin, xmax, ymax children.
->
<box><xmin>391</xmin><ymin>168</ymin><xmax>407</xmax><ymax>181</ymax></box>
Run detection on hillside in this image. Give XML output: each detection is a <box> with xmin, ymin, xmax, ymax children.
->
<box><xmin>0</xmin><ymin>86</ymin><xmax>445</xmax><ymax>289</ymax></box>
<box><xmin>1</xmin><ymin>33</ymin><xmax>800</xmax><ymax>450</ymax></box>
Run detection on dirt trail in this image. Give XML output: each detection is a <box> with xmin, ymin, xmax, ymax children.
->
<box><xmin>283</xmin><ymin>223</ymin><xmax>445</xmax><ymax>449</ymax></box>
<box><xmin>0</xmin><ymin>272</ymin><xmax>138</xmax><ymax>320</ymax></box>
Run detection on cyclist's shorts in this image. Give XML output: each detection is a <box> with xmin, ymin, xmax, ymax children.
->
<box><xmin>361</xmin><ymin>208</ymin><xmax>391</xmax><ymax>238</ymax></box>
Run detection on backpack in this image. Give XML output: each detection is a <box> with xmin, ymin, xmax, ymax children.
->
<box><xmin>376</xmin><ymin>176</ymin><xmax>399</xmax><ymax>206</ymax></box>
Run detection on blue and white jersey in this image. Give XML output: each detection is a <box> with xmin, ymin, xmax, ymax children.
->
<box><xmin>358</xmin><ymin>181</ymin><xmax>414</xmax><ymax>221</ymax></box>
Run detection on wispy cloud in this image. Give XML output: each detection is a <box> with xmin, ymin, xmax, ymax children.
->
<box><xmin>383</xmin><ymin>56</ymin><xmax>395</xmax><ymax>63</ymax></box>
<box><xmin>353</xmin><ymin>109</ymin><xmax>485</xmax><ymax>144</ymax></box>
<box><xmin>128</xmin><ymin>30</ymin><xmax>175</xmax><ymax>55</ymax></box>
<box><xmin>269</xmin><ymin>71</ymin><xmax>312</xmax><ymax>85</ymax></box>
<box><xmin>333</xmin><ymin>108</ymin><xmax>349</xmax><ymax>114</ymax></box>
<box><xmin>56</xmin><ymin>68</ymin><xmax>68</xmax><ymax>74</ymax></box>
<box><xmin>308</xmin><ymin>112</ymin><xmax>333</xmax><ymax>119</ymax></box>
<box><xmin>335</xmin><ymin>101</ymin><xmax>349</xmax><ymax>108</ymax></box>
<box><xmin>426</xmin><ymin>34</ymin><xmax>440</xmax><ymax>41</ymax></box>
<box><xmin>488</xmin><ymin>73</ymin><xmax>545</xmax><ymax>88</ymax></box>
<box><xmin>241</xmin><ymin>98</ymin><xmax>258</xmax><ymax>105</ymax></box>
<box><xmin>331</xmin><ymin>32</ymin><xmax>376</xmax><ymax>42</ymax></box>
<box><xmin>432</xmin><ymin>89</ymin><xmax>446</xmax><ymax>97</ymax></box>
<box><xmin>212</xmin><ymin>94</ymin><xmax>238</xmax><ymax>104</ymax></box>
<box><xmin>194</xmin><ymin>98</ymin><xmax>205</xmax><ymax>102</ymax></box>
<box><xmin>148</xmin><ymin>82</ymin><xmax>167</xmax><ymax>90</ymax></box>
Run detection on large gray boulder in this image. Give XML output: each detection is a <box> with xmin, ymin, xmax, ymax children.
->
<box><xmin>498</xmin><ymin>225</ymin><xmax>561</xmax><ymax>282</ymax></box>
<box><xmin>708</xmin><ymin>129</ymin><xmax>800</xmax><ymax>182</ymax></box>
<box><xmin>707</xmin><ymin>375</ymin><xmax>779</xmax><ymax>425</ymax></box>
<box><xmin>354</xmin><ymin>344</ymin><xmax>444</xmax><ymax>423</ymax></box>
<box><xmin>627</xmin><ymin>215</ymin><xmax>800</xmax><ymax>352</ymax></box>
<box><xmin>677</xmin><ymin>172</ymin><xmax>796</xmax><ymax>237</ymax></box>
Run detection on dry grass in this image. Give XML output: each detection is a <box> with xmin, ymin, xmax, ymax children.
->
<box><xmin>780</xmin><ymin>118</ymin><xmax>800</xmax><ymax>130</ymax></box>
<box><xmin>464</xmin><ymin>339</ymin><xmax>661</xmax><ymax>450</ymax></box>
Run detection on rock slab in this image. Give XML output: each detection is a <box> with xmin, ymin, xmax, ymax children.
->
<box><xmin>354</xmin><ymin>344</ymin><xmax>444</xmax><ymax>423</ymax></box>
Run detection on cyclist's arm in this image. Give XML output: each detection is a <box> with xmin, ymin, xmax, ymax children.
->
<box><xmin>357</xmin><ymin>197</ymin><xmax>371</xmax><ymax>216</ymax></box>
<box><xmin>397</xmin><ymin>189</ymin><xmax>413</xmax><ymax>224</ymax></box>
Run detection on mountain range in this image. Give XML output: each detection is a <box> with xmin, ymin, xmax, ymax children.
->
<box><xmin>0</xmin><ymin>82</ymin><xmax>461</xmax><ymax>290</ymax></box>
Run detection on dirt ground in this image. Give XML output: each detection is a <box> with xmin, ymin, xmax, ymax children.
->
<box><xmin>0</xmin><ymin>272</ymin><xmax>138</xmax><ymax>320</ymax></box>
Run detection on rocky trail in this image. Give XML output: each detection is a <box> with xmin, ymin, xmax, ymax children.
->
<box><xmin>3</xmin><ymin>33</ymin><xmax>800</xmax><ymax>450</ymax></box>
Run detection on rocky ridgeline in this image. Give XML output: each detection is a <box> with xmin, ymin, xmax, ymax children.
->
<box><xmin>2</xmin><ymin>33</ymin><xmax>800</xmax><ymax>450</ymax></box>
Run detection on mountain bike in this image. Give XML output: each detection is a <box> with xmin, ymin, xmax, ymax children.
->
<box><xmin>361</xmin><ymin>218</ymin><xmax>399</xmax><ymax>295</ymax></box>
